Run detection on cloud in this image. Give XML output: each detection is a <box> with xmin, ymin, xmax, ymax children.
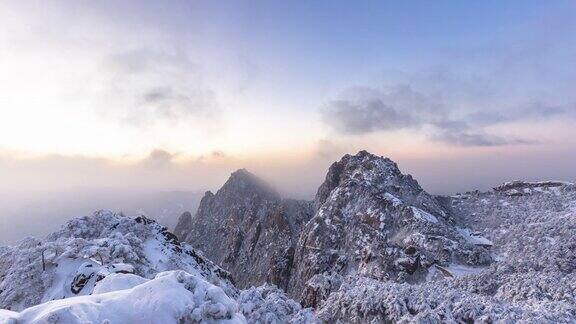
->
<box><xmin>101</xmin><ymin>48</ymin><xmax>220</xmax><ymax>126</ymax></box>
<box><xmin>142</xmin><ymin>149</ymin><xmax>176</xmax><ymax>168</ymax></box>
<box><xmin>322</xmin><ymin>83</ymin><xmax>574</xmax><ymax>147</ymax></box>
<box><xmin>323</xmin><ymin>99</ymin><xmax>412</xmax><ymax>134</ymax></box>
<box><xmin>433</xmin><ymin>129</ymin><xmax>535</xmax><ymax>147</ymax></box>
<box><xmin>322</xmin><ymin>85</ymin><xmax>444</xmax><ymax>135</ymax></box>
<box><xmin>321</xmin><ymin>8</ymin><xmax>576</xmax><ymax>148</ymax></box>
<box><xmin>137</xmin><ymin>86</ymin><xmax>216</xmax><ymax>119</ymax></box>
<box><xmin>314</xmin><ymin>139</ymin><xmax>346</xmax><ymax>159</ymax></box>
<box><xmin>210</xmin><ymin>150</ymin><xmax>226</xmax><ymax>159</ymax></box>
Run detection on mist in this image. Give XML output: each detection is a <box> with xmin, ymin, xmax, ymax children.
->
<box><xmin>2</xmin><ymin>141</ymin><xmax>575</xmax><ymax>245</ymax></box>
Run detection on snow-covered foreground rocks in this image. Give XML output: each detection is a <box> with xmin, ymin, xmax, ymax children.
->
<box><xmin>0</xmin><ymin>211</ymin><xmax>314</xmax><ymax>324</ymax></box>
<box><xmin>1</xmin><ymin>271</ymin><xmax>244</xmax><ymax>324</ymax></box>
<box><xmin>0</xmin><ymin>211</ymin><xmax>236</xmax><ymax>311</ymax></box>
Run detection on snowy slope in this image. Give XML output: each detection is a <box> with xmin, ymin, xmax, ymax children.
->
<box><xmin>0</xmin><ymin>211</ymin><xmax>236</xmax><ymax>311</ymax></box>
<box><xmin>0</xmin><ymin>211</ymin><xmax>314</xmax><ymax>324</ymax></box>
<box><xmin>1</xmin><ymin>271</ymin><xmax>244</xmax><ymax>323</ymax></box>
<box><xmin>314</xmin><ymin>179</ymin><xmax>576</xmax><ymax>323</ymax></box>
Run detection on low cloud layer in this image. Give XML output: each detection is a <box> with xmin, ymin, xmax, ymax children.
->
<box><xmin>2</xmin><ymin>143</ymin><xmax>576</xmax><ymax>244</ymax></box>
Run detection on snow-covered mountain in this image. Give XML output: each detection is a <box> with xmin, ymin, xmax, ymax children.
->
<box><xmin>1</xmin><ymin>151</ymin><xmax>575</xmax><ymax>323</ymax></box>
<box><xmin>313</xmin><ymin>178</ymin><xmax>576</xmax><ymax>322</ymax></box>
<box><xmin>290</xmin><ymin>151</ymin><xmax>493</xmax><ymax>306</ymax></box>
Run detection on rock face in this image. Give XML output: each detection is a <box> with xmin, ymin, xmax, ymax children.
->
<box><xmin>178</xmin><ymin>169</ymin><xmax>314</xmax><ymax>290</ymax></box>
<box><xmin>173</xmin><ymin>211</ymin><xmax>192</xmax><ymax>240</ymax></box>
<box><xmin>178</xmin><ymin>151</ymin><xmax>492</xmax><ymax>306</ymax></box>
<box><xmin>288</xmin><ymin>151</ymin><xmax>492</xmax><ymax>304</ymax></box>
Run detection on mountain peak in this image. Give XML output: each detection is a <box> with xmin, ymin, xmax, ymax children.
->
<box><xmin>226</xmin><ymin>168</ymin><xmax>263</xmax><ymax>185</ymax></box>
<box><xmin>315</xmin><ymin>150</ymin><xmax>404</xmax><ymax>207</ymax></box>
<box><xmin>352</xmin><ymin>149</ymin><xmax>381</xmax><ymax>159</ymax></box>
<box><xmin>229</xmin><ymin>168</ymin><xmax>253</xmax><ymax>178</ymax></box>
<box><xmin>216</xmin><ymin>168</ymin><xmax>280</xmax><ymax>202</ymax></box>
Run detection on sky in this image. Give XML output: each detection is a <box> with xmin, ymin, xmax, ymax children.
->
<box><xmin>1</xmin><ymin>0</ymin><xmax>576</xmax><ymax>202</ymax></box>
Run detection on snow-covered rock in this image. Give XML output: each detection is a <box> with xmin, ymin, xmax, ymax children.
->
<box><xmin>317</xmin><ymin>275</ymin><xmax>575</xmax><ymax>323</ymax></box>
<box><xmin>92</xmin><ymin>273</ymin><xmax>149</xmax><ymax>294</ymax></box>
<box><xmin>2</xmin><ymin>271</ymin><xmax>245</xmax><ymax>324</ymax></box>
<box><xmin>0</xmin><ymin>210</ymin><xmax>315</xmax><ymax>323</ymax></box>
<box><xmin>239</xmin><ymin>285</ymin><xmax>316</xmax><ymax>323</ymax></box>
<box><xmin>289</xmin><ymin>151</ymin><xmax>492</xmax><ymax>305</ymax></box>
<box><xmin>0</xmin><ymin>211</ymin><xmax>236</xmax><ymax>311</ymax></box>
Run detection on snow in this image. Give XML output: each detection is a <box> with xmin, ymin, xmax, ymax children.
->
<box><xmin>0</xmin><ymin>211</ymin><xmax>237</xmax><ymax>311</ymax></box>
<box><xmin>317</xmin><ymin>275</ymin><xmax>576</xmax><ymax>323</ymax></box>
<box><xmin>410</xmin><ymin>207</ymin><xmax>438</xmax><ymax>223</ymax></box>
<box><xmin>383</xmin><ymin>193</ymin><xmax>403</xmax><ymax>207</ymax></box>
<box><xmin>239</xmin><ymin>285</ymin><xmax>315</xmax><ymax>323</ymax></box>
<box><xmin>42</xmin><ymin>259</ymin><xmax>100</xmax><ymax>302</ymax></box>
<box><xmin>443</xmin><ymin>264</ymin><xmax>486</xmax><ymax>277</ymax></box>
<box><xmin>142</xmin><ymin>238</ymin><xmax>170</xmax><ymax>270</ymax></box>
<box><xmin>5</xmin><ymin>271</ymin><xmax>245</xmax><ymax>324</ymax></box>
<box><xmin>0</xmin><ymin>310</ymin><xmax>18</xmax><ymax>323</ymax></box>
<box><xmin>426</xmin><ymin>263</ymin><xmax>486</xmax><ymax>281</ymax></box>
<box><xmin>0</xmin><ymin>211</ymin><xmax>317</xmax><ymax>323</ymax></box>
<box><xmin>92</xmin><ymin>273</ymin><xmax>149</xmax><ymax>294</ymax></box>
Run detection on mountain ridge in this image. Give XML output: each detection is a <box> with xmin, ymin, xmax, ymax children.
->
<box><xmin>2</xmin><ymin>150</ymin><xmax>575</xmax><ymax>323</ymax></box>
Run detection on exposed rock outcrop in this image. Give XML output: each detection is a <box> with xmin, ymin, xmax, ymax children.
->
<box><xmin>179</xmin><ymin>151</ymin><xmax>492</xmax><ymax>307</ymax></box>
<box><xmin>181</xmin><ymin>169</ymin><xmax>314</xmax><ymax>290</ymax></box>
<box><xmin>173</xmin><ymin>211</ymin><xmax>192</xmax><ymax>240</ymax></box>
<box><xmin>288</xmin><ymin>151</ymin><xmax>492</xmax><ymax>304</ymax></box>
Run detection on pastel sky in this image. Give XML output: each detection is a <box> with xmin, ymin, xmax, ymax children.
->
<box><xmin>1</xmin><ymin>0</ymin><xmax>575</xmax><ymax>197</ymax></box>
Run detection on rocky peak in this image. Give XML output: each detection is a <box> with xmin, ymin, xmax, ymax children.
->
<box><xmin>315</xmin><ymin>150</ymin><xmax>443</xmax><ymax>216</ymax></box>
<box><xmin>290</xmin><ymin>151</ymin><xmax>491</xmax><ymax>305</ymax></box>
<box><xmin>180</xmin><ymin>169</ymin><xmax>314</xmax><ymax>290</ymax></box>
<box><xmin>217</xmin><ymin>169</ymin><xmax>280</xmax><ymax>203</ymax></box>
<box><xmin>178</xmin><ymin>151</ymin><xmax>492</xmax><ymax>307</ymax></box>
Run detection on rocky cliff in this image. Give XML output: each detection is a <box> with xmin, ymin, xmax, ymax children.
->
<box><xmin>289</xmin><ymin>151</ymin><xmax>492</xmax><ymax>305</ymax></box>
<box><xmin>178</xmin><ymin>151</ymin><xmax>493</xmax><ymax>306</ymax></box>
<box><xmin>176</xmin><ymin>169</ymin><xmax>314</xmax><ymax>290</ymax></box>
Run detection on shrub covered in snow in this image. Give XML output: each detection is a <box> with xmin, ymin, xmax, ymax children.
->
<box><xmin>239</xmin><ymin>284</ymin><xmax>316</xmax><ymax>323</ymax></box>
<box><xmin>316</xmin><ymin>276</ymin><xmax>575</xmax><ymax>323</ymax></box>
